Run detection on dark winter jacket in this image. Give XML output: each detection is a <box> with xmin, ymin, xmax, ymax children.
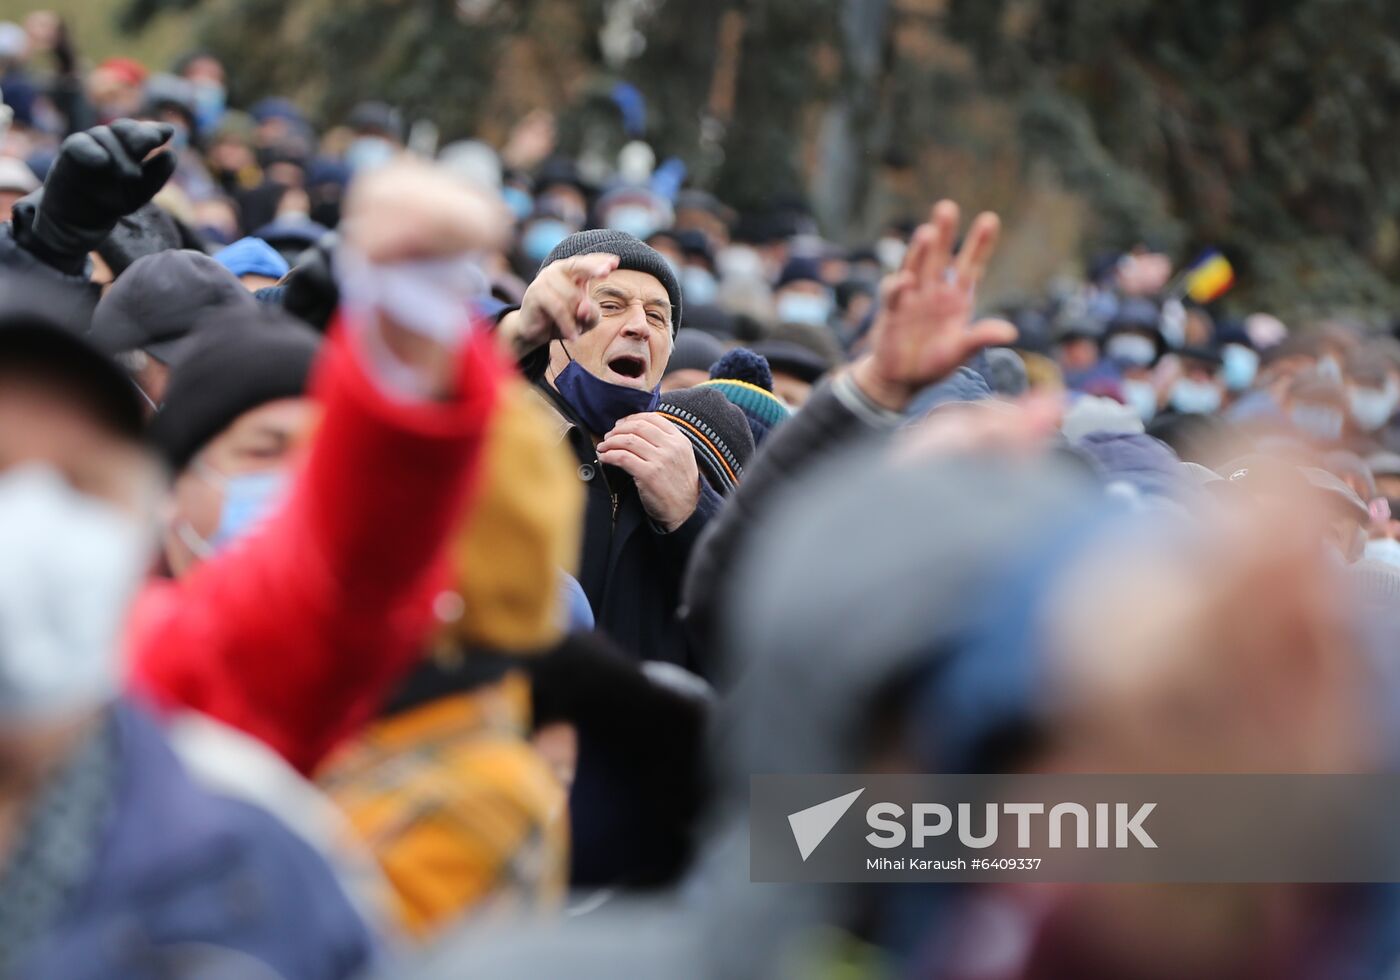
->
<box><xmin>530</xmin><ymin>379</ymin><xmax>722</xmax><ymax>671</ymax></box>
<box><xmin>15</xmin><ymin>700</ymin><xmax>373</xmax><ymax>980</ymax></box>
<box><xmin>683</xmin><ymin>372</ymin><xmax>906</xmax><ymax>669</ymax></box>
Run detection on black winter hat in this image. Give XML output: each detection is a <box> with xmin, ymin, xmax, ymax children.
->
<box><xmin>0</xmin><ymin>274</ymin><xmax>143</xmax><ymax>441</ymax></box>
<box><xmin>658</xmin><ymin>386</ymin><xmax>755</xmax><ymax>495</ymax></box>
<box><xmin>90</xmin><ymin>248</ymin><xmax>258</xmax><ymax>364</ymax></box>
<box><xmin>666</xmin><ymin>328</ymin><xmax>725</xmax><ymax>377</ymax></box>
<box><xmin>95</xmin><ymin>202</ymin><xmax>182</xmax><ymax>279</ymax></box>
<box><xmin>542</xmin><ymin>228</ymin><xmax>682</xmax><ymax>333</ymax></box>
<box><xmin>748</xmin><ymin>339</ymin><xmax>831</xmax><ymax>385</ymax></box>
<box><xmin>147</xmin><ymin>306</ymin><xmax>320</xmax><ymax>472</ymax></box>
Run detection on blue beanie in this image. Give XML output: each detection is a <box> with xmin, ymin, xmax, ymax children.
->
<box><xmin>215</xmin><ymin>236</ymin><xmax>291</xmax><ymax>281</ymax></box>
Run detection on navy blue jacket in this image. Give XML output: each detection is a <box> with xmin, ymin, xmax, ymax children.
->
<box><xmin>533</xmin><ymin>380</ymin><xmax>722</xmax><ymax>672</ymax></box>
<box><xmin>16</xmin><ymin>702</ymin><xmax>373</xmax><ymax>980</ymax></box>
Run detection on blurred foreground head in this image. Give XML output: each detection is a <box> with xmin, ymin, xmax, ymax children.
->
<box><xmin>703</xmin><ymin>426</ymin><xmax>1388</xmax><ymax>977</ymax></box>
<box><xmin>0</xmin><ymin>274</ymin><xmax>155</xmax><ymax>778</ymax></box>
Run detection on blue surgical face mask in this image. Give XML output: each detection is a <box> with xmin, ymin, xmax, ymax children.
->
<box><xmin>179</xmin><ymin>464</ymin><xmax>289</xmax><ymax>559</ymax></box>
<box><xmin>682</xmin><ymin>266</ymin><xmax>717</xmax><ymax>307</ymax></box>
<box><xmin>605</xmin><ymin>205</ymin><xmax>661</xmax><ymax>241</ymax></box>
<box><xmin>1105</xmin><ymin>333</ymin><xmax>1156</xmax><ymax>368</ymax></box>
<box><xmin>345</xmin><ymin>136</ymin><xmax>396</xmax><ymax>173</ymax></box>
<box><xmin>168</xmin><ymin>123</ymin><xmax>190</xmax><ymax>152</ymax></box>
<box><xmin>1121</xmin><ymin>378</ymin><xmax>1159</xmax><ymax>422</ymax></box>
<box><xmin>776</xmin><ymin>291</ymin><xmax>833</xmax><ymax>327</ymax></box>
<box><xmin>192</xmin><ymin>81</ymin><xmax>226</xmax><ymax>132</ymax></box>
<box><xmin>1349</xmin><ymin>383</ymin><xmax>1398</xmax><ymax>432</ymax></box>
<box><xmin>522</xmin><ymin>219</ymin><xmax>572</xmax><ymax>264</ymax></box>
<box><xmin>1169</xmin><ymin>378</ymin><xmax>1223</xmax><ymax>415</ymax></box>
<box><xmin>1365</xmin><ymin>537</ymin><xmax>1400</xmax><ymax>568</ymax></box>
<box><xmin>501</xmin><ymin>186</ymin><xmax>534</xmax><ymax>221</ymax></box>
<box><xmin>1291</xmin><ymin>403</ymin><xmax>1345</xmax><ymax>443</ymax></box>
<box><xmin>552</xmin><ymin>352</ymin><xmax>660</xmax><ymax>436</ymax></box>
<box><xmin>1221</xmin><ymin>344</ymin><xmax>1259</xmax><ymax>392</ymax></box>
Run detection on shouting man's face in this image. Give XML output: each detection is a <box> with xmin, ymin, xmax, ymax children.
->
<box><xmin>550</xmin><ymin>269</ymin><xmax>674</xmax><ymax>393</ymax></box>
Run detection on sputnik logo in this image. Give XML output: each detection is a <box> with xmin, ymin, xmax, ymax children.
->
<box><xmin>787</xmin><ymin>788</ymin><xmax>864</xmax><ymax>861</ymax></box>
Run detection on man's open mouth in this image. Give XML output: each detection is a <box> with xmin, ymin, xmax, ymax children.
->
<box><xmin>608</xmin><ymin>355</ymin><xmax>647</xmax><ymax>380</ymax></box>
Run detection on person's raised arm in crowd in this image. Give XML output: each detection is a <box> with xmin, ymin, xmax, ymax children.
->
<box><xmin>2</xmin><ymin>119</ymin><xmax>173</xmax><ymax>288</ymax></box>
<box><xmin>683</xmin><ymin>201</ymin><xmax>1017</xmax><ymax>666</ymax></box>
<box><xmin>126</xmin><ymin>160</ymin><xmax>509</xmax><ymax>774</ymax></box>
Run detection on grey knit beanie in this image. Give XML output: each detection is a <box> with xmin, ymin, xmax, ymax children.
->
<box><xmin>542</xmin><ymin>228</ymin><xmax>682</xmax><ymax>333</ymax></box>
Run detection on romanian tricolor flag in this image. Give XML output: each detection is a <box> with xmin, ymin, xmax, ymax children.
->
<box><xmin>1183</xmin><ymin>250</ymin><xmax>1236</xmax><ymax>304</ymax></box>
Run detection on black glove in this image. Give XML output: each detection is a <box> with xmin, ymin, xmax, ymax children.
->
<box><xmin>14</xmin><ymin>120</ymin><xmax>176</xmax><ymax>276</ymax></box>
<box><xmin>281</xmin><ymin>233</ymin><xmax>341</xmax><ymax>332</ymax></box>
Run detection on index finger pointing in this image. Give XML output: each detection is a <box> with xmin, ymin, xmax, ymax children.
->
<box><xmin>556</xmin><ymin>252</ymin><xmax>620</xmax><ymax>283</ymax></box>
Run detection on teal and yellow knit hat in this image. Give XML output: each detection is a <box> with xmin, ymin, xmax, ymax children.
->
<box><xmin>701</xmin><ymin>347</ymin><xmax>791</xmax><ymax>445</ymax></box>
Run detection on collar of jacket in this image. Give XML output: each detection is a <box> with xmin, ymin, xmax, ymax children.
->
<box><xmin>527</xmin><ymin>380</ymin><xmax>577</xmax><ymax>443</ymax></box>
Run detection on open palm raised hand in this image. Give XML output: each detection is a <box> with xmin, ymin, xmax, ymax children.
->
<box><xmin>853</xmin><ymin>200</ymin><xmax>1017</xmax><ymax>411</ymax></box>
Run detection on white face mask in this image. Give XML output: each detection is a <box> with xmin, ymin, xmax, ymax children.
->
<box><xmin>876</xmin><ymin>236</ymin><xmax>907</xmax><ymax>272</ymax></box>
<box><xmin>0</xmin><ymin>465</ymin><xmax>149</xmax><ymax>720</ymax></box>
<box><xmin>716</xmin><ymin>246</ymin><xmax>765</xmax><ymax>282</ymax></box>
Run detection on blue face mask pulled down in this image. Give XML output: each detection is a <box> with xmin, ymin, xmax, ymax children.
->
<box><xmin>553</xmin><ymin>357</ymin><xmax>659</xmax><ymax>437</ymax></box>
<box><xmin>179</xmin><ymin>467</ymin><xmax>289</xmax><ymax>559</ymax></box>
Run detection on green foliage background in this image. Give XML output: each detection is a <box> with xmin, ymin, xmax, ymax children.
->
<box><xmin>22</xmin><ymin>0</ymin><xmax>1400</xmax><ymax>321</ymax></box>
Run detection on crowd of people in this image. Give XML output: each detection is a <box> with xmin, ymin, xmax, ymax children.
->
<box><xmin>1</xmin><ymin>14</ymin><xmax>1400</xmax><ymax>980</ymax></box>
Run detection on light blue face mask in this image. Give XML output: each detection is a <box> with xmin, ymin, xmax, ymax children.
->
<box><xmin>682</xmin><ymin>266</ymin><xmax>717</xmax><ymax>307</ymax></box>
<box><xmin>1349</xmin><ymin>383</ymin><xmax>1399</xmax><ymax>433</ymax></box>
<box><xmin>1221</xmin><ymin>344</ymin><xmax>1259</xmax><ymax>392</ymax></box>
<box><xmin>192</xmin><ymin>81</ymin><xmax>226</xmax><ymax>132</ymax></box>
<box><xmin>776</xmin><ymin>291</ymin><xmax>833</xmax><ymax>327</ymax></box>
<box><xmin>1104</xmin><ymin>333</ymin><xmax>1157</xmax><ymax>368</ymax></box>
<box><xmin>501</xmin><ymin>186</ymin><xmax>534</xmax><ymax>221</ymax></box>
<box><xmin>178</xmin><ymin>465</ymin><xmax>289</xmax><ymax>559</ymax></box>
<box><xmin>522</xmin><ymin>219</ymin><xmax>572</xmax><ymax>264</ymax></box>
<box><xmin>1365</xmin><ymin>537</ymin><xmax>1400</xmax><ymax>568</ymax></box>
<box><xmin>605</xmin><ymin>205</ymin><xmax>660</xmax><ymax>241</ymax></box>
<box><xmin>1291</xmin><ymin>403</ymin><xmax>1345</xmax><ymax>444</ymax></box>
<box><xmin>345</xmin><ymin>136</ymin><xmax>396</xmax><ymax>173</ymax></box>
<box><xmin>1169</xmin><ymin>378</ymin><xmax>1223</xmax><ymax>415</ymax></box>
<box><xmin>1121</xmin><ymin>378</ymin><xmax>1159</xmax><ymax>422</ymax></box>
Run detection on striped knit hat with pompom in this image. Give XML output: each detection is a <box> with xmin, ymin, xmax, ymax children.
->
<box><xmin>699</xmin><ymin>347</ymin><xmax>791</xmax><ymax>446</ymax></box>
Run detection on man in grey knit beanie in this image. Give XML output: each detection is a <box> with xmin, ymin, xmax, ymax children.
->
<box><xmin>496</xmin><ymin>228</ymin><xmax>721</xmax><ymax>669</ymax></box>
